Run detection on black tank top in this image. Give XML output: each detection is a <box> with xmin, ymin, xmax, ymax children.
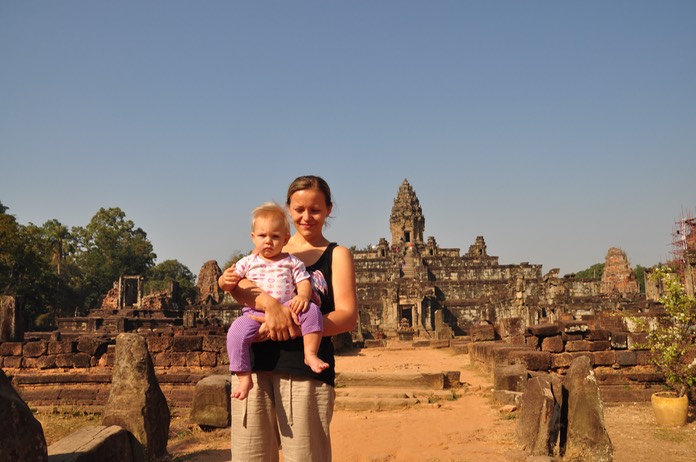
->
<box><xmin>249</xmin><ymin>243</ymin><xmax>338</xmax><ymax>386</ymax></box>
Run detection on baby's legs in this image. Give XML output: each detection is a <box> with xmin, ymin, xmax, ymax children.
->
<box><xmin>303</xmin><ymin>332</ymin><xmax>329</xmax><ymax>373</ymax></box>
<box><xmin>296</xmin><ymin>302</ymin><xmax>329</xmax><ymax>374</ymax></box>
<box><xmin>226</xmin><ymin>309</ymin><xmax>263</xmax><ymax>400</ymax></box>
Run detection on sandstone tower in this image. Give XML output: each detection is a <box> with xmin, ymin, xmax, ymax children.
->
<box><xmin>390</xmin><ymin>179</ymin><xmax>425</xmax><ymax>249</ymax></box>
<box><xmin>600</xmin><ymin>247</ymin><xmax>639</xmax><ymax>295</ymax></box>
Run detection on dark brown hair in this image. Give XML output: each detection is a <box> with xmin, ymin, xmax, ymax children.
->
<box><xmin>286</xmin><ymin>175</ymin><xmax>333</xmax><ymax>208</ymax></box>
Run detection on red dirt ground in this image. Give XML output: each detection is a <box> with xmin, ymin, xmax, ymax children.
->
<box><xmin>164</xmin><ymin>346</ymin><xmax>696</xmax><ymax>462</ymax></box>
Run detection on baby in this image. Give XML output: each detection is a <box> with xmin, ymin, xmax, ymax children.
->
<box><xmin>225</xmin><ymin>202</ymin><xmax>328</xmax><ymax>399</ymax></box>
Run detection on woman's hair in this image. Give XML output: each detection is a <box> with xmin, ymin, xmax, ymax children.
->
<box><xmin>250</xmin><ymin>202</ymin><xmax>290</xmax><ymax>234</ymax></box>
<box><xmin>286</xmin><ymin>175</ymin><xmax>333</xmax><ymax>208</ymax></box>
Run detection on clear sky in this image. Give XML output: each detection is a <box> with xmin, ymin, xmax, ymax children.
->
<box><xmin>2</xmin><ymin>1</ymin><xmax>695</xmax><ymax>278</ymax></box>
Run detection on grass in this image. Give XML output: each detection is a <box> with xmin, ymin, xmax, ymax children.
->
<box><xmin>33</xmin><ymin>406</ymin><xmax>102</xmax><ymax>446</ymax></box>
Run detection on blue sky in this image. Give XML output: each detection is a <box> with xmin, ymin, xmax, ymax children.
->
<box><xmin>2</xmin><ymin>1</ymin><xmax>695</xmax><ymax>277</ymax></box>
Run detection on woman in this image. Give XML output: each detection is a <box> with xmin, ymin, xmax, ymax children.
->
<box><xmin>218</xmin><ymin>175</ymin><xmax>358</xmax><ymax>462</ymax></box>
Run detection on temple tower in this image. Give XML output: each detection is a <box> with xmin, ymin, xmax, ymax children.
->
<box><xmin>390</xmin><ymin>179</ymin><xmax>425</xmax><ymax>249</ymax></box>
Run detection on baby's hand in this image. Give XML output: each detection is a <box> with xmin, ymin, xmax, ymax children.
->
<box><xmin>288</xmin><ymin>295</ymin><xmax>310</xmax><ymax>315</ymax></box>
<box><xmin>218</xmin><ymin>265</ymin><xmax>241</xmax><ymax>292</ymax></box>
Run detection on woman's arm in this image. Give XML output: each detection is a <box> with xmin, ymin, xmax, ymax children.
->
<box><xmin>218</xmin><ymin>266</ymin><xmax>300</xmax><ymax>341</ymax></box>
<box><xmin>322</xmin><ymin>246</ymin><xmax>358</xmax><ymax>336</ymax></box>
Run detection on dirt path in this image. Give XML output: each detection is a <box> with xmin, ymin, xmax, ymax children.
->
<box><xmin>43</xmin><ymin>345</ymin><xmax>696</xmax><ymax>461</ymax></box>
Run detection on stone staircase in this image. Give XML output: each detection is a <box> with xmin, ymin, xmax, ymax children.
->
<box><xmin>334</xmin><ymin>370</ymin><xmax>461</xmax><ymax>411</ymax></box>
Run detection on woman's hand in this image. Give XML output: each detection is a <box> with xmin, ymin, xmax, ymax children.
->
<box><xmin>248</xmin><ymin>301</ymin><xmax>301</xmax><ymax>341</ymax></box>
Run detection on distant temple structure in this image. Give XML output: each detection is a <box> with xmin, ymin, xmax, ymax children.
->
<box><xmin>350</xmin><ymin>179</ymin><xmax>644</xmax><ymax>341</ymax></box>
<box><xmin>40</xmin><ymin>179</ymin><xmax>648</xmax><ymax>343</ymax></box>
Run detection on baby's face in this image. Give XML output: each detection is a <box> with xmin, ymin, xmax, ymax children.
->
<box><xmin>251</xmin><ymin>215</ymin><xmax>289</xmax><ymax>259</ymax></box>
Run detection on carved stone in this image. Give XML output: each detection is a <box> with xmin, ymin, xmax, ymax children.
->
<box><xmin>0</xmin><ymin>367</ymin><xmax>47</xmax><ymax>461</ymax></box>
<box><xmin>195</xmin><ymin>260</ymin><xmax>224</xmax><ymax>305</ymax></box>
<box><xmin>102</xmin><ymin>333</ymin><xmax>170</xmax><ymax>462</ymax></box>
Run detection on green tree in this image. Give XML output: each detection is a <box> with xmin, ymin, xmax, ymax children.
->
<box><xmin>643</xmin><ymin>267</ymin><xmax>696</xmax><ymax>397</ymax></box>
<box><xmin>72</xmin><ymin>207</ymin><xmax>156</xmax><ymax>311</ymax></box>
<box><xmin>574</xmin><ymin>263</ymin><xmax>604</xmax><ymax>279</ymax></box>
<box><xmin>0</xmin><ymin>205</ymin><xmax>56</xmax><ymax>329</ymax></box>
<box><xmin>635</xmin><ymin>265</ymin><xmax>647</xmax><ymax>293</ymax></box>
<box><xmin>146</xmin><ymin>259</ymin><xmax>197</xmax><ymax>305</ymax></box>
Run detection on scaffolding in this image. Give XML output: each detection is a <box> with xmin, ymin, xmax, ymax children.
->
<box><xmin>670</xmin><ymin>208</ymin><xmax>696</xmax><ymax>279</ymax></box>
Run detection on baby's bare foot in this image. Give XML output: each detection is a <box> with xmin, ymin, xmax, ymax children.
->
<box><xmin>305</xmin><ymin>354</ymin><xmax>329</xmax><ymax>374</ymax></box>
<box><xmin>232</xmin><ymin>374</ymin><xmax>253</xmax><ymax>400</ymax></box>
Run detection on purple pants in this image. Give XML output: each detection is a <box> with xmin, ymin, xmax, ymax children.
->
<box><xmin>226</xmin><ymin>302</ymin><xmax>323</xmax><ymax>373</ymax></box>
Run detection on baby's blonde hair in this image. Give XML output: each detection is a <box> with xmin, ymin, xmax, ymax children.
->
<box><xmin>251</xmin><ymin>202</ymin><xmax>290</xmax><ymax>235</ymax></box>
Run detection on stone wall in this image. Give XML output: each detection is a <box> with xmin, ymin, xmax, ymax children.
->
<box><xmin>1</xmin><ymin>326</ymin><xmax>229</xmax><ymax>408</ymax></box>
<box><xmin>468</xmin><ymin>311</ymin><xmax>676</xmax><ymax>403</ymax></box>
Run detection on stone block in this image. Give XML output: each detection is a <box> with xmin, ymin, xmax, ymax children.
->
<box><xmin>527</xmin><ymin>323</ymin><xmax>560</xmax><ymax>337</ymax></box>
<box><xmin>588</xmin><ymin>340</ymin><xmax>612</xmax><ymax>351</ymax></box>
<box><xmin>36</xmin><ymin>355</ymin><xmax>58</xmax><ymax>370</ymax></box>
<box><xmin>586</xmin><ymin>329</ymin><xmax>611</xmax><ymax>341</ymax></box>
<box><xmin>47</xmin><ymin>425</ymin><xmax>133</xmax><ymax>462</ymax></box>
<box><xmin>557</xmin><ymin>320</ymin><xmax>589</xmax><ymax>334</ymax></box>
<box><xmin>526</xmin><ymin>335</ymin><xmax>540</xmax><ymax>349</ymax></box>
<box><xmin>48</xmin><ymin>340</ymin><xmax>76</xmax><ymax>355</ymax></box>
<box><xmin>55</xmin><ymin>354</ymin><xmax>74</xmax><ymax>368</ymax></box>
<box><xmin>170</xmin><ymin>352</ymin><xmax>187</xmax><ymax>367</ymax></box>
<box><xmin>635</xmin><ymin>350</ymin><xmax>653</xmax><ymax>366</ymax></box>
<box><xmin>508</xmin><ymin>351</ymin><xmax>551</xmax><ymax>371</ymax></box>
<box><xmin>23</xmin><ymin>341</ymin><xmax>47</xmax><ymax>358</ymax></box>
<box><xmin>0</xmin><ymin>368</ymin><xmax>47</xmax><ymax>461</ymax></box>
<box><xmin>515</xmin><ymin>375</ymin><xmax>561</xmax><ymax>456</ymax></box>
<box><xmin>0</xmin><ymin>341</ymin><xmax>22</xmax><ymax>356</ymax></box>
<box><xmin>494</xmin><ymin>363</ymin><xmax>528</xmax><ymax>392</ymax></box>
<box><xmin>153</xmin><ymin>351</ymin><xmax>172</xmax><ymax>367</ymax></box>
<box><xmin>614</xmin><ymin>350</ymin><xmax>637</xmax><ymax>367</ymax></box>
<box><xmin>190</xmin><ymin>375</ymin><xmax>231</xmax><ymax>428</ymax></box>
<box><xmin>563</xmin><ymin>357</ymin><xmax>614</xmax><ymax>461</ymax></box>
<box><xmin>541</xmin><ymin>335</ymin><xmax>564</xmax><ymax>353</ymax></box>
<box><xmin>592</xmin><ymin>350</ymin><xmax>616</xmax><ymax>366</ymax></box>
<box><xmin>102</xmin><ymin>333</ymin><xmax>169</xmax><ymax>462</ymax></box>
<box><xmin>627</xmin><ymin>332</ymin><xmax>649</xmax><ymax>350</ymax></box>
<box><xmin>492</xmin><ymin>389</ymin><xmax>523</xmax><ymax>406</ymax></box>
<box><xmin>185</xmin><ymin>352</ymin><xmax>202</xmax><ymax>367</ymax></box>
<box><xmin>561</xmin><ymin>331</ymin><xmax>584</xmax><ymax>342</ymax></box>
<box><xmin>565</xmin><ymin>340</ymin><xmax>591</xmax><ymax>352</ymax></box>
<box><xmin>551</xmin><ymin>353</ymin><xmax>574</xmax><ymax>369</ymax></box>
<box><xmin>3</xmin><ymin>355</ymin><xmax>22</xmax><ymax>368</ymax></box>
<box><xmin>470</xmin><ymin>324</ymin><xmax>496</xmax><ymax>342</ymax></box>
<box><xmin>60</xmin><ymin>388</ymin><xmax>98</xmax><ymax>403</ymax></box>
<box><xmin>609</xmin><ymin>331</ymin><xmax>628</xmax><ymax>349</ymax></box>
<box><xmin>199</xmin><ymin>351</ymin><xmax>217</xmax><ymax>367</ymax></box>
<box><xmin>146</xmin><ymin>336</ymin><xmax>172</xmax><ymax>353</ymax></box>
<box><xmin>499</xmin><ymin>317</ymin><xmax>525</xmax><ymax>337</ymax></box>
<box><xmin>172</xmin><ymin>335</ymin><xmax>203</xmax><ymax>352</ymax></box>
<box><xmin>77</xmin><ymin>336</ymin><xmax>110</xmax><ymax>356</ymax></box>
<box><xmin>74</xmin><ymin>353</ymin><xmax>91</xmax><ymax>368</ymax></box>
<box><xmin>444</xmin><ymin>370</ymin><xmax>461</xmax><ymax>388</ymax></box>
<box><xmin>202</xmin><ymin>335</ymin><xmax>226</xmax><ymax>352</ymax></box>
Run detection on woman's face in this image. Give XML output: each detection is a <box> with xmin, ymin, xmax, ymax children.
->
<box><xmin>287</xmin><ymin>188</ymin><xmax>332</xmax><ymax>238</ymax></box>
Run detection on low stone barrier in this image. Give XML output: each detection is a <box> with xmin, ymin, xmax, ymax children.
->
<box><xmin>47</xmin><ymin>425</ymin><xmax>134</xmax><ymax>462</ymax></box>
<box><xmin>469</xmin><ymin>317</ymin><xmax>666</xmax><ymax>402</ymax></box>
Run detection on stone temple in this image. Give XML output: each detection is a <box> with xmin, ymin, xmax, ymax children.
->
<box><xmin>351</xmin><ymin>179</ymin><xmax>641</xmax><ymax>342</ymax></box>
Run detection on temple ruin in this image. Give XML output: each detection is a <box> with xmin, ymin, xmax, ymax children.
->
<box><xmin>1</xmin><ymin>179</ymin><xmax>690</xmax><ymax>411</ymax></box>
<box><xmin>352</xmin><ymin>179</ymin><xmax>644</xmax><ymax>342</ymax></box>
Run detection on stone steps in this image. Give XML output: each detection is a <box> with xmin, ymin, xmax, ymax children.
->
<box><xmin>333</xmin><ymin>371</ymin><xmax>460</xmax><ymax>411</ymax></box>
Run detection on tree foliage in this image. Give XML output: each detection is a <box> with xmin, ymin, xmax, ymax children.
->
<box><xmin>71</xmin><ymin>207</ymin><xmax>156</xmax><ymax>312</ymax></box>
<box><xmin>574</xmin><ymin>263</ymin><xmax>604</xmax><ymax>279</ymax></box>
<box><xmin>0</xmin><ymin>203</ymin><xmax>170</xmax><ymax>328</ymax></box>
<box><xmin>643</xmin><ymin>267</ymin><xmax>696</xmax><ymax>397</ymax></box>
<box><xmin>146</xmin><ymin>259</ymin><xmax>197</xmax><ymax>305</ymax></box>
